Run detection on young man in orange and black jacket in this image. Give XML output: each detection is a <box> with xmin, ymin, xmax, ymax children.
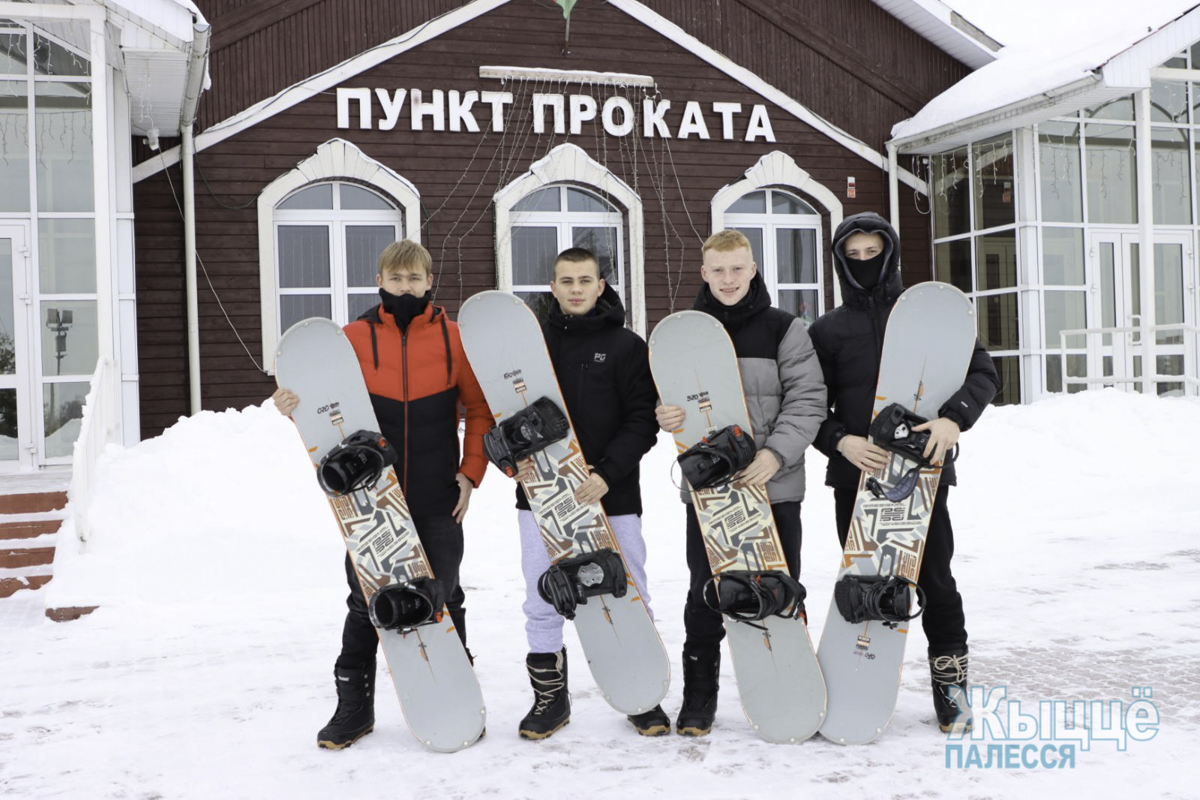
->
<box><xmin>273</xmin><ymin>239</ymin><xmax>491</xmax><ymax>750</ymax></box>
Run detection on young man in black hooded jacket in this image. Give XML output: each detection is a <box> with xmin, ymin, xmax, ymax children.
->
<box><xmin>510</xmin><ymin>247</ymin><xmax>669</xmax><ymax>740</ymax></box>
<box><xmin>808</xmin><ymin>211</ymin><xmax>1000</xmax><ymax>732</ymax></box>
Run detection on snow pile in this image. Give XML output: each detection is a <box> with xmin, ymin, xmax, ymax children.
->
<box><xmin>6</xmin><ymin>389</ymin><xmax>1200</xmax><ymax>799</ymax></box>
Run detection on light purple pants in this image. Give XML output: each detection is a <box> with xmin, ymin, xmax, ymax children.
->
<box><xmin>518</xmin><ymin>509</ymin><xmax>653</xmax><ymax>654</ymax></box>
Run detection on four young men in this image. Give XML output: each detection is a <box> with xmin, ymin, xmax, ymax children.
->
<box><xmin>286</xmin><ymin>211</ymin><xmax>994</xmax><ymax>745</ymax></box>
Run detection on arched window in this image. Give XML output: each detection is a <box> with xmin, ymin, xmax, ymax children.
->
<box><xmin>725</xmin><ymin>188</ymin><xmax>823</xmax><ymax>325</ymax></box>
<box><xmin>273</xmin><ymin>181</ymin><xmax>403</xmax><ymax>332</ymax></box>
<box><xmin>508</xmin><ymin>184</ymin><xmax>625</xmax><ymax>321</ymax></box>
<box><xmin>493</xmin><ymin>143</ymin><xmax>645</xmax><ymax>334</ymax></box>
<box><xmin>257</xmin><ymin>139</ymin><xmax>421</xmax><ymax>371</ymax></box>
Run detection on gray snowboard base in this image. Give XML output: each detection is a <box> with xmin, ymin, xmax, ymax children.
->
<box><xmin>650</xmin><ymin>310</ymin><xmax>826</xmax><ymax>743</ymax></box>
<box><xmin>276</xmin><ymin>317</ymin><xmax>485</xmax><ymax>753</ymax></box>
<box><xmin>817</xmin><ymin>282</ymin><xmax>976</xmax><ymax>745</ymax></box>
<box><xmin>460</xmin><ymin>291</ymin><xmax>670</xmax><ymax>715</ymax></box>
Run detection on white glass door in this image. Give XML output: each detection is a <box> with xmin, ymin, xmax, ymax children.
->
<box><xmin>0</xmin><ymin>224</ymin><xmax>34</xmax><ymax>470</ymax></box>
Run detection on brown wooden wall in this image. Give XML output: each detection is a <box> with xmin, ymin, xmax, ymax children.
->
<box><xmin>189</xmin><ymin>0</ymin><xmax>971</xmax><ymax>153</ymax></box>
<box><xmin>134</xmin><ymin>0</ymin><xmax>960</xmax><ymax>436</ymax></box>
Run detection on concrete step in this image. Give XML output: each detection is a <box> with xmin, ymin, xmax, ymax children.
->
<box><xmin>0</xmin><ymin>490</ymin><xmax>68</xmax><ymax>515</ymax></box>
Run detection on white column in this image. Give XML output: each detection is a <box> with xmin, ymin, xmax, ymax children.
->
<box><xmin>1136</xmin><ymin>88</ymin><xmax>1156</xmax><ymax>394</ymax></box>
<box><xmin>89</xmin><ymin>15</ymin><xmax>118</xmax><ymax>439</ymax></box>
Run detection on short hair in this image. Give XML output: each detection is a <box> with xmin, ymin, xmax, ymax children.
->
<box><xmin>377</xmin><ymin>239</ymin><xmax>432</xmax><ymax>278</ymax></box>
<box><xmin>552</xmin><ymin>247</ymin><xmax>602</xmax><ymax>280</ymax></box>
<box><xmin>702</xmin><ymin>229</ymin><xmax>753</xmax><ymax>257</ymax></box>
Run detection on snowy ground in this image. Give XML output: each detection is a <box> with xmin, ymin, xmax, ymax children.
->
<box><xmin>4</xmin><ymin>389</ymin><xmax>1198</xmax><ymax>799</ymax></box>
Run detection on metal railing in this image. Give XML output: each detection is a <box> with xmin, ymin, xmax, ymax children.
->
<box><xmin>1058</xmin><ymin>323</ymin><xmax>1200</xmax><ymax>396</ymax></box>
<box><xmin>69</xmin><ymin>357</ymin><xmax>116</xmax><ymax>542</ymax></box>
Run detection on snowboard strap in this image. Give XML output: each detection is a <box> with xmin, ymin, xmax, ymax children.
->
<box><xmin>865</xmin><ymin>403</ymin><xmax>957</xmax><ymax>502</ymax></box>
<box><xmin>367</xmin><ymin>577</ymin><xmax>447</xmax><ymax>631</ymax></box>
<box><xmin>702</xmin><ymin>570</ymin><xmax>806</xmax><ymax>623</ymax></box>
<box><xmin>676</xmin><ymin>425</ymin><xmax>757</xmax><ymax>491</ymax></box>
<box><xmin>536</xmin><ymin>549</ymin><xmax>628</xmax><ymax>621</ymax></box>
<box><xmin>317</xmin><ymin>430</ymin><xmax>399</xmax><ymax>496</ymax></box>
<box><xmin>833</xmin><ymin>573</ymin><xmax>926</xmax><ymax>629</ymax></box>
<box><xmin>483</xmin><ymin>397</ymin><xmax>571</xmax><ymax>478</ymax></box>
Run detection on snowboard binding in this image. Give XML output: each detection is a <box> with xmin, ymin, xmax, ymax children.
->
<box><xmin>676</xmin><ymin>425</ymin><xmax>757</xmax><ymax>491</ymax></box>
<box><xmin>833</xmin><ymin>574</ymin><xmax>926</xmax><ymax>629</ymax></box>
<box><xmin>484</xmin><ymin>397</ymin><xmax>571</xmax><ymax>477</ymax></box>
<box><xmin>702</xmin><ymin>570</ymin><xmax>806</xmax><ymax>622</ymax></box>
<box><xmin>317</xmin><ymin>430</ymin><xmax>399</xmax><ymax>496</ymax></box>
<box><xmin>368</xmin><ymin>577</ymin><xmax>447</xmax><ymax>631</ymax></box>
<box><xmin>536</xmin><ymin>549</ymin><xmax>628</xmax><ymax>621</ymax></box>
<box><xmin>865</xmin><ymin>403</ymin><xmax>956</xmax><ymax>502</ymax></box>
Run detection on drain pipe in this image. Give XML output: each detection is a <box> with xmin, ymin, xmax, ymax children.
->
<box><xmin>181</xmin><ymin>22</ymin><xmax>211</xmax><ymax>415</ymax></box>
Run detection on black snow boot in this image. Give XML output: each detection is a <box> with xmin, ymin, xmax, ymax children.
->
<box><xmin>627</xmin><ymin>705</ymin><xmax>671</xmax><ymax>736</ymax></box>
<box><xmin>676</xmin><ymin>643</ymin><xmax>720</xmax><ymax>736</ymax></box>
<box><xmin>317</xmin><ymin>661</ymin><xmax>376</xmax><ymax>749</ymax></box>
<box><xmin>929</xmin><ymin>647</ymin><xmax>972</xmax><ymax>733</ymax></box>
<box><xmin>519</xmin><ymin>649</ymin><xmax>570</xmax><ymax>740</ymax></box>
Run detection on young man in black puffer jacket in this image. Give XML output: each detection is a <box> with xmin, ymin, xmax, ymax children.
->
<box><xmin>511</xmin><ymin>247</ymin><xmax>668</xmax><ymax>740</ymax></box>
<box><xmin>808</xmin><ymin>211</ymin><xmax>1000</xmax><ymax>733</ymax></box>
<box><xmin>655</xmin><ymin>229</ymin><xmax>827</xmax><ymax>737</ymax></box>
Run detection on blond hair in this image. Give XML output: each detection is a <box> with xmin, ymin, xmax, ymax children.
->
<box><xmin>702</xmin><ymin>229</ymin><xmax>753</xmax><ymax>256</ymax></box>
<box><xmin>377</xmin><ymin>239</ymin><xmax>432</xmax><ymax>278</ymax></box>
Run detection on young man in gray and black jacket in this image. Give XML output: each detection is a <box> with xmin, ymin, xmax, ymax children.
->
<box><xmin>655</xmin><ymin>229</ymin><xmax>827</xmax><ymax>736</ymax></box>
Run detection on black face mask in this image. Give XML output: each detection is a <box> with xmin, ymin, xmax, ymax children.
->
<box><xmin>379</xmin><ymin>288</ymin><xmax>429</xmax><ymax>329</ymax></box>
<box><xmin>847</xmin><ymin>251</ymin><xmax>887</xmax><ymax>290</ymax></box>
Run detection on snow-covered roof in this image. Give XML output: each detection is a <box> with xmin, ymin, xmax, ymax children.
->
<box><xmin>892</xmin><ymin>1</ymin><xmax>1200</xmax><ymax>153</ymax></box>
<box><xmin>870</xmin><ymin>0</ymin><xmax>1000</xmax><ymax>69</ymax></box>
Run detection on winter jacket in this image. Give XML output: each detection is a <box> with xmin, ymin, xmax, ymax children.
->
<box><xmin>516</xmin><ymin>286</ymin><xmax>659</xmax><ymax>517</ymax></box>
<box><xmin>343</xmin><ymin>300</ymin><xmax>491</xmax><ymax>516</ymax></box>
<box><xmin>808</xmin><ymin>211</ymin><xmax>1000</xmax><ymax>490</ymax></box>
<box><xmin>686</xmin><ymin>272</ymin><xmax>827</xmax><ymax>504</ymax></box>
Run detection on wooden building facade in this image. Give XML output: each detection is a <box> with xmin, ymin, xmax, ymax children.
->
<box><xmin>130</xmin><ymin>0</ymin><xmax>993</xmax><ymax>437</ymax></box>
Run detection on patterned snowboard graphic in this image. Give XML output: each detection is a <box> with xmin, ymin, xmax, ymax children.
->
<box><xmin>817</xmin><ymin>282</ymin><xmax>976</xmax><ymax>745</ymax></box>
<box><xmin>276</xmin><ymin>317</ymin><xmax>485</xmax><ymax>753</ymax></box>
<box><xmin>459</xmin><ymin>291</ymin><xmax>670</xmax><ymax>715</ymax></box>
<box><xmin>650</xmin><ymin>310</ymin><xmax>826</xmax><ymax>744</ymax></box>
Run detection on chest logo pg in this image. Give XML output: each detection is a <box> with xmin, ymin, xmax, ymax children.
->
<box><xmin>593</xmin><ymin>353</ymin><xmax>606</xmax><ymax>363</ymax></box>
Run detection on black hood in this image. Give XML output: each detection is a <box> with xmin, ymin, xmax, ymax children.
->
<box><xmin>693</xmin><ymin>270</ymin><xmax>771</xmax><ymax>330</ymax></box>
<box><xmin>831</xmin><ymin>212</ymin><xmax>904</xmax><ymax>306</ymax></box>
<box><xmin>546</xmin><ymin>282</ymin><xmax>627</xmax><ymax>334</ymax></box>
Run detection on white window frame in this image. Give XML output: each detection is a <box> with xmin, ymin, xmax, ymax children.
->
<box><xmin>274</xmin><ymin>183</ymin><xmax>403</xmax><ymax>335</ymax></box>
<box><xmin>712</xmin><ymin>151</ymin><xmax>844</xmax><ymax>308</ymax></box>
<box><xmin>508</xmin><ymin>185</ymin><xmax>627</xmax><ymax>311</ymax></box>
<box><xmin>494</xmin><ymin>143</ymin><xmax>646</xmax><ymax>334</ymax></box>
<box><xmin>257</xmin><ymin>138</ymin><xmax>420</xmax><ymax>374</ymax></box>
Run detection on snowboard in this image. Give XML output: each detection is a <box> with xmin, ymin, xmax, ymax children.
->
<box><xmin>816</xmin><ymin>282</ymin><xmax>976</xmax><ymax>745</ymax></box>
<box><xmin>458</xmin><ymin>291</ymin><xmax>671</xmax><ymax>716</ymax></box>
<box><xmin>649</xmin><ymin>310</ymin><xmax>827</xmax><ymax>744</ymax></box>
<box><xmin>275</xmin><ymin>317</ymin><xmax>485</xmax><ymax>753</ymax></box>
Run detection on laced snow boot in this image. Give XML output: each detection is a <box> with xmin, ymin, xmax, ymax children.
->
<box><xmin>627</xmin><ymin>705</ymin><xmax>671</xmax><ymax>736</ymax></box>
<box><xmin>519</xmin><ymin>648</ymin><xmax>571</xmax><ymax>740</ymax></box>
<box><xmin>676</xmin><ymin>643</ymin><xmax>720</xmax><ymax>736</ymax></box>
<box><xmin>930</xmin><ymin>647</ymin><xmax>972</xmax><ymax>733</ymax></box>
<box><xmin>316</xmin><ymin>661</ymin><xmax>376</xmax><ymax>749</ymax></box>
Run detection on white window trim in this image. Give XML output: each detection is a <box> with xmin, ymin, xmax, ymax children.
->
<box><xmin>711</xmin><ymin>151</ymin><xmax>845</xmax><ymax>306</ymax></box>
<box><xmin>726</xmin><ymin>192</ymin><xmax>824</xmax><ymax>324</ymax></box>
<box><xmin>257</xmin><ymin>138</ymin><xmax>420</xmax><ymax>374</ymax></box>
<box><xmin>494</xmin><ymin>143</ymin><xmax>646</xmax><ymax>335</ymax></box>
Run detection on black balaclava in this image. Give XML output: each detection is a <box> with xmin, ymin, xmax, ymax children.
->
<box><xmin>379</xmin><ymin>288</ymin><xmax>430</xmax><ymax>330</ymax></box>
<box><xmin>847</xmin><ymin>251</ymin><xmax>886</xmax><ymax>290</ymax></box>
